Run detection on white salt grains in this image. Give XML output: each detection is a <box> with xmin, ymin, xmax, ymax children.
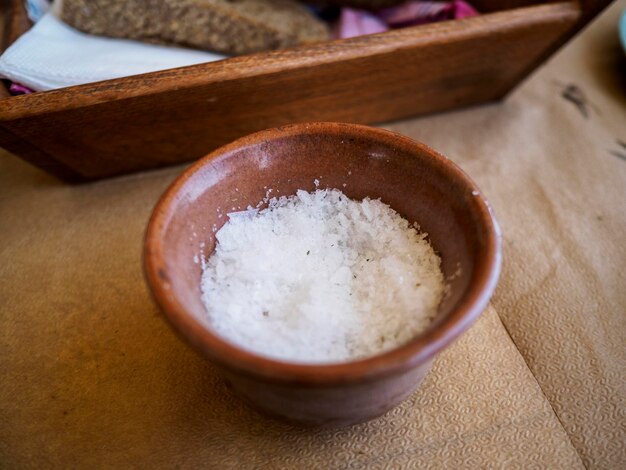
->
<box><xmin>200</xmin><ymin>189</ymin><xmax>445</xmax><ymax>364</ymax></box>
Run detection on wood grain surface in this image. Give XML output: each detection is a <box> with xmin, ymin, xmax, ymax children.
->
<box><xmin>0</xmin><ymin>0</ymin><xmax>30</xmax><ymax>48</ymax></box>
<box><xmin>0</xmin><ymin>0</ymin><xmax>611</xmax><ymax>180</ymax></box>
<box><xmin>0</xmin><ymin>0</ymin><xmax>31</xmax><ymax>98</ymax></box>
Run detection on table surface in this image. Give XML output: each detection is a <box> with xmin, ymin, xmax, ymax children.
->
<box><xmin>1</xmin><ymin>2</ymin><xmax>625</xmax><ymax>468</ymax></box>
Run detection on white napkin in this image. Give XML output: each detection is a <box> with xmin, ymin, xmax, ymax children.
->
<box><xmin>0</xmin><ymin>13</ymin><xmax>227</xmax><ymax>91</ymax></box>
<box><xmin>25</xmin><ymin>0</ymin><xmax>51</xmax><ymax>22</ymax></box>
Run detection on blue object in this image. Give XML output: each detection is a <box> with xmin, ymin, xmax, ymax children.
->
<box><xmin>25</xmin><ymin>0</ymin><xmax>51</xmax><ymax>23</ymax></box>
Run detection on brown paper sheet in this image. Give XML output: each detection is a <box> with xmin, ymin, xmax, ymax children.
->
<box><xmin>388</xmin><ymin>3</ymin><xmax>626</xmax><ymax>466</ymax></box>
<box><xmin>0</xmin><ymin>177</ymin><xmax>581</xmax><ymax>467</ymax></box>
<box><xmin>1</xmin><ymin>2</ymin><xmax>625</xmax><ymax>468</ymax></box>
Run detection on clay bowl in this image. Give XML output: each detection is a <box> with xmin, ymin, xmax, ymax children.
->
<box><xmin>144</xmin><ymin>122</ymin><xmax>501</xmax><ymax>427</ymax></box>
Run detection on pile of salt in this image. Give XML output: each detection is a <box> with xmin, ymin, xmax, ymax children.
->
<box><xmin>201</xmin><ymin>188</ymin><xmax>444</xmax><ymax>363</ymax></box>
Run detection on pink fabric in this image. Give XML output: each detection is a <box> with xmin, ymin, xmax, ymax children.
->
<box><xmin>336</xmin><ymin>8</ymin><xmax>389</xmax><ymax>39</ymax></box>
<box><xmin>337</xmin><ymin>0</ymin><xmax>478</xmax><ymax>39</ymax></box>
<box><xmin>379</xmin><ymin>2</ymin><xmax>450</xmax><ymax>26</ymax></box>
<box><xmin>452</xmin><ymin>0</ymin><xmax>479</xmax><ymax>19</ymax></box>
<box><xmin>9</xmin><ymin>82</ymin><xmax>34</xmax><ymax>95</ymax></box>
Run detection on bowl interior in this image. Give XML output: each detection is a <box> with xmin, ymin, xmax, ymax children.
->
<box><xmin>148</xmin><ymin>124</ymin><xmax>497</xmax><ymax>371</ymax></box>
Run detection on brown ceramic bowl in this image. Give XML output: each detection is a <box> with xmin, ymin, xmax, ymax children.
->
<box><xmin>144</xmin><ymin>122</ymin><xmax>501</xmax><ymax>427</ymax></box>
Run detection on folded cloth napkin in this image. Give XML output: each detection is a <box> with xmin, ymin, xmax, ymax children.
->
<box><xmin>25</xmin><ymin>0</ymin><xmax>51</xmax><ymax>22</ymax></box>
<box><xmin>336</xmin><ymin>8</ymin><xmax>389</xmax><ymax>39</ymax></box>
<box><xmin>337</xmin><ymin>0</ymin><xmax>478</xmax><ymax>39</ymax></box>
<box><xmin>379</xmin><ymin>0</ymin><xmax>477</xmax><ymax>27</ymax></box>
<box><xmin>9</xmin><ymin>83</ymin><xmax>33</xmax><ymax>95</ymax></box>
<box><xmin>0</xmin><ymin>13</ymin><xmax>226</xmax><ymax>92</ymax></box>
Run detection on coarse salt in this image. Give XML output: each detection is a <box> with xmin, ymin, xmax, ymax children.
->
<box><xmin>200</xmin><ymin>189</ymin><xmax>444</xmax><ymax>363</ymax></box>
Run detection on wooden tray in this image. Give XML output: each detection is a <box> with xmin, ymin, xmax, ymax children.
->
<box><xmin>0</xmin><ymin>0</ymin><xmax>611</xmax><ymax>181</ymax></box>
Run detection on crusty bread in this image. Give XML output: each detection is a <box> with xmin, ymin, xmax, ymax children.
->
<box><xmin>61</xmin><ymin>0</ymin><xmax>330</xmax><ymax>55</ymax></box>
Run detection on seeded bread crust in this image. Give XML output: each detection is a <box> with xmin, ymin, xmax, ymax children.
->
<box><xmin>61</xmin><ymin>0</ymin><xmax>330</xmax><ymax>55</ymax></box>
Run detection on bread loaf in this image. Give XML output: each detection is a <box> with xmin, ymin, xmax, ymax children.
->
<box><xmin>61</xmin><ymin>0</ymin><xmax>330</xmax><ymax>55</ymax></box>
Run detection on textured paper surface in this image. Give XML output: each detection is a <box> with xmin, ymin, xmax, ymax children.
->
<box><xmin>1</xmin><ymin>2</ymin><xmax>625</xmax><ymax>468</ymax></box>
<box><xmin>387</xmin><ymin>3</ymin><xmax>626</xmax><ymax>466</ymax></box>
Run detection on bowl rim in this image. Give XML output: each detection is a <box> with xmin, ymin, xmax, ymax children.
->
<box><xmin>144</xmin><ymin>122</ymin><xmax>501</xmax><ymax>386</ymax></box>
